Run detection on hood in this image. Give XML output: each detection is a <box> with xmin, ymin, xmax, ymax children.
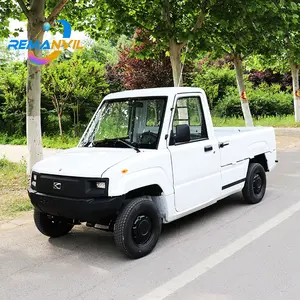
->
<box><xmin>32</xmin><ymin>147</ymin><xmax>138</xmax><ymax>178</ymax></box>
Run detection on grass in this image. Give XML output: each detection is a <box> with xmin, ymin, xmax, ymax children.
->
<box><xmin>42</xmin><ymin>135</ymin><xmax>79</xmax><ymax>149</ymax></box>
<box><xmin>212</xmin><ymin>115</ymin><xmax>300</xmax><ymax>127</ymax></box>
<box><xmin>0</xmin><ymin>134</ymin><xmax>79</xmax><ymax>149</ymax></box>
<box><xmin>0</xmin><ymin>157</ymin><xmax>32</xmax><ymax>221</ymax></box>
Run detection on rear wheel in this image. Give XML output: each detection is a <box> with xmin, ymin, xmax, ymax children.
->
<box><xmin>242</xmin><ymin>162</ymin><xmax>266</xmax><ymax>204</ymax></box>
<box><xmin>114</xmin><ymin>197</ymin><xmax>162</xmax><ymax>259</ymax></box>
<box><xmin>34</xmin><ymin>208</ymin><xmax>74</xmax><ymax>238</ymax></box>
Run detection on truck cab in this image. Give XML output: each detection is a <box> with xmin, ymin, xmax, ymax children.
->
<box><xmin>29</xmin><ymin>87</ymin><xmax>277</xmax><ymax>259</ymax></box>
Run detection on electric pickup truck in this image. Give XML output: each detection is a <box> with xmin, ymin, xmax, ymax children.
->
<box><xmin>28</xmin><ymin>87</ymin><xmax>277</xmax><ymax>259</ymax></box>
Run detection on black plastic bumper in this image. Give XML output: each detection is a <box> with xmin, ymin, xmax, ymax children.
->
<box><xmin>28</xmin><ymin>187</ymin><xmax>124</xmax><ymax>223</ymax></box>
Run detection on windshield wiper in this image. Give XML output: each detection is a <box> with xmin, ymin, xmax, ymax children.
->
<box><xmin>117</xmin><ymin>139</ymin><xmax>140</xmax><ymax>153</ymax></box>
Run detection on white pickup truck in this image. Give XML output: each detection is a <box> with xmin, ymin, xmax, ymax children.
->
<box><xmin>28</xmin><ymin>87</ymin><xmax>277</xmax><ymax>259</ymax></box>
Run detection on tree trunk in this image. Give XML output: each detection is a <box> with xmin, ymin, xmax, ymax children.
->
<box><xmin>169</xmin><ymin>39</ymin><xmax>188</xmax><ymax>123</ymax></box>
<box><xmin>169</xmin><ymin>39</ymin><xmax>183</xmax><ymax>87</ymax></box>
<box><xmin>290</xmin><ymin>62</ymin><xmax>300</xmax><ymax>122</ymax></box>
<box><xmin>233</xmin><ymin>54</ymin><xmax>254</xmax><ymax>127</ymax></box>
<box><xmin>26</xmin><ymin>8</ymin><xmax>45</xmax><ymax>174</ymax></box>
<box><xmin>73</xmin><ymin>107</ymin><xmax>76</xmax><ymax>137</ymax></box>
<box><xmin>77</xmin><ymin>98</ymin><xmax>79</xmax><ymax>125</ymax></box>
<box><xmin>58</xmin><ymin>113</ymin><xmax>63</xmax><ymax>136</ymax></box>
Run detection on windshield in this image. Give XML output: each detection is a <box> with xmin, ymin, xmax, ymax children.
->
<box><xmin>78</xmin><ymin>97</ymin><xmax>167</xmax><ymax>150</ymax></box>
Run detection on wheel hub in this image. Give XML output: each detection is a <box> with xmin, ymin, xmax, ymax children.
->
<box><xmin>253</xmin><ymin>173</ymin><xmax>262</xmax><ymax>194</ymax></box>
<box><xmin>132</xmin><ymin>215</ymin><xmax>152</xmax><ymax>244</ymax></box>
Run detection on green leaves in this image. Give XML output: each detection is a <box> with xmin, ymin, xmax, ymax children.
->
<box><xmin>291</xmin><ymin>2</ymin><xmax>298</xmax><ymax>10</ymax></box>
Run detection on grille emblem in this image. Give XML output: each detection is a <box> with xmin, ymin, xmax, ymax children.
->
<box><xmin>53</xmin><ymin>182</ymin><xmax>62</xmax><ymax>190</ymax></box>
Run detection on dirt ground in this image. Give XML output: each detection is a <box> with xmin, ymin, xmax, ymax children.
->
<box><xmin>276</xmin><ymin>135</ymin><xmax>300</xmax><ymax>151</ymax></box>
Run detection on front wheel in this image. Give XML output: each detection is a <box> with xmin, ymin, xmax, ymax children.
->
<box><xmin>242</xmin><ymin>162</ymin><xmax>267</xmax><ymax>204</ymax></box>
<box><xmin>114</xmin><ymin>197</ymin><xmax>162</xmax><ymax>259</ymax></box>
<box><xmin>34</xmin><ymin>208</ymin><xmax>74</xmax><ymax>238</ymax></box>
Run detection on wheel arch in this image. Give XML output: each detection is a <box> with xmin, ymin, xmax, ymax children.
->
<box><xmin>124</xmin><ymin>184</ymin><xmax>163</xmax><ymax>199</ymax></box>
<box><xmin>108</xmin><ymin>167</ymin><xmax>174</xmax><ymax>197</ymax></box>
<box><xmin>249</xmin><ymin>153</ymin><xmax>268</xmax><ymax>172</ymax></box>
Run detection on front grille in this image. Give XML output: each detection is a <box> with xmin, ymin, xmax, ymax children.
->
<box><xmin>35</xmin><ymin>173</ymin><xmax>108</xmax><ymax>198</ymax></box>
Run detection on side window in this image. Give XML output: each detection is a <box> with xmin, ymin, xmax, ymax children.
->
<box><xmin>146</xmin><ymin>100</ymin><xmax>163</xmax><ymax>127</ymax></box>
<box><xmin>170</xmin><ymin>96</ymin><xmax>208</xmax><ymax>145</ymax></box>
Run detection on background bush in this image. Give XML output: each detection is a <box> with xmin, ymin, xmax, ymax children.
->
<box><xmin>192</xmin><ymin>61</ymin><xmax>236</xmax><ymax>108</ymax></box>
<box><xmin>214</xmin><ymin>83</ymin><xmax>293</xmax><ymax>118</ymax></box>
<box><xmin>0</xmin><ymin>34</ymin><xmax>297</xmax><ymax>141</ymax></box>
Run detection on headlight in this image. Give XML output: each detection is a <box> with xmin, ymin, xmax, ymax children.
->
<box><xmin>88</xmin><ymin>178</ymin><xmax>109</xmax><ymax>196</ymax></box>
<box><xmin>31</xmin><ymin>172</ymin><xmax>38</xmax><ymax>189</ymax></box>
<box><xmin>96</xmin><ymin>182</ymin><xmax>106</xmax><ymax>189</ymax></box>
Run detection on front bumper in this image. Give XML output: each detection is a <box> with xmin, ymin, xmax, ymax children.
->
<box><xmin>28</xmin><ymin>187</ymin><xmax>124</xmax><ymax>223</ymax></box>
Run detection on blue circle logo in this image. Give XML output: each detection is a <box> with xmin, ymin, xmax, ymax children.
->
<box><xmin>43</xmin><ymin>22</ymin><xmax>51</xmax><ymax>32</ymax></box>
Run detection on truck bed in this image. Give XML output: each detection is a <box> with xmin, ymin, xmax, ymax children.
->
<box><xmin>214</xmin><ymin>126</ymin><xmax>272</xmax><ymax>139</ymax></box>
<box><xmin>213</xmin><ymin>126</ymin><xmax>276</xmax><ymax>169</ymax></box>
<box><xmin>212</xmin><ymin>126</ymin><xmax>277</xmax><ymax>196</ymax></box>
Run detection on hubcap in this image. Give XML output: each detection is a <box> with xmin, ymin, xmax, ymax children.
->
<box><xmin>253</xmin><ymin>173</ymin><xmax>263</xmax><ymax>194</ymax></box>
<box><xmin>132</xmin><ymin>215</ymin><xmax>152</xmax><ymax>244</ymax></box>
<box><xmin>47</xmin><ymin>215</ymin><xmax>66</xmax><ymax>225</ymax></box>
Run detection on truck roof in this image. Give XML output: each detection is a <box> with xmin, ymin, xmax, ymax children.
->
<box><xmin>103</xmin><ymin>87</ymin><xmax>205</xmax><ymax>100</ymax></box>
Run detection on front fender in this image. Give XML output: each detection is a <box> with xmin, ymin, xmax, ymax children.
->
<box><xmin>107</xmin><ymin>167</ymin><xmax>174</xmax><ymax>197</ymax></box>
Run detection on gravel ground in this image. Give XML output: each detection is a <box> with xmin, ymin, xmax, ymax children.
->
<box><xmin>0</xmin><ymin>145</ymin><xmax>61</xmax><ymax>163</ymax></box>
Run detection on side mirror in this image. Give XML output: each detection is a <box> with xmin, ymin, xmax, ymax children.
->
<box><xmin>175</xmin><ymin>124</ymin><xmax>190</xmax><ymax>143</ymax></box>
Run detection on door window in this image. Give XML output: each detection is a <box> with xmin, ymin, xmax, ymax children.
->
<box><xmin>170</xmin><ymin>96</ymin><xmax>208</xmax><ymax>145</ymax></box>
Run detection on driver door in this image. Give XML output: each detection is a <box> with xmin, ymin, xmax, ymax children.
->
<box><xmin>168</xmin><ymin>94</ymin><xmax>221</xmax><ymax>212</ymax></box>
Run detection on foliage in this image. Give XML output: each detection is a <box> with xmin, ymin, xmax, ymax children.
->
<box><xmin>0</xmin><ymin>39</ymin><xmax>23</xmax><ymax>66</ymax></box>
<box><xmin>192</xmin><ymin>61</ymin><xmax>236</xmax><ymax>108</ymax></box>
<box><xmin>0</xmin><ymin>156</ymin><xmax>31</xmax><ymax>221</ymax></box>
<box><xmin>82</xmin><ymin>0</ymin><xmax>209</xmax><ymax>45</ymax></box>
<box><xmin>215</xmin><ymin>83</ymin><xmax>293</xmax><ymax>118</ymax></box>
<box><xmin>41</xmin><ymin>51</ymin><xmax>109</xmax><ymax>135</ymax></box>
<box><xmin>106</xmin><ymin>29</ymin><xmax>195</xmax><ymax>90</ymax></box>
<box><xmin>105</xmin><ymin>64</ymin><xmax>125</xmax><ymax>93</ymax></box>
<box><xmin>244</xmin><ymin>54</ymin><xmax>290</xmax><ymax>74</ymax></box>
<box><xmin>112</xmin><ymin>44</ymin><xmax>173</xmax><ymax>90</ymax></box>
<box><xmin>0</xmin><ymin>133</ymin><xmax>79</xmax><ymax>149</ymax></box>
<box><xmin>196</xmin><ymin>0</ymin><xmax>274</xmax><ymax>58</ymax></box>
<box><xmin>0</xmin><ymin>62</ymin><xmax>27</xmax><ymax>136</ymax></box>
<box><xmin>248</xmin><ymin>69</ymin><xmax>292</xmax><ymax>91</ymax></box>
<box><xmin>212</xmin><ymin>114</ymin><xmax>300</xmax><ymax>128</ymax></box>
<box><xmin>81</xmin><ymin>38</ymin><xmax>123</xmax><ymax>65</ymax></box>
<box><xmin>79</xmin><ymin>0</ymin><xmax>214</xmax><ymax>85</ymax></box>
<box><xmin>41</xmin><ymin>134</ymin><xmax>79</xmax><ymax>148</ymax></box>
<box><xmin>267</xmin><ymin>2</ymin><xmax>300</xmax><ymax>65</ymax></box>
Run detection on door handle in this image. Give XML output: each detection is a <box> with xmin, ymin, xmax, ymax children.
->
<box><xmin>219</xmin><ymin>141</ymin><xmax>230</xmax><ymax>148</ymax></box>
<box><xmin>204</xmin><ymin>145</ymin><xmax>213</xmax><ymax>152</ymax></box>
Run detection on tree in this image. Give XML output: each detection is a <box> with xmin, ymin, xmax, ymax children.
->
<box><xmin>41</xmin><ymin>51</ymin><xmax>109</xmax><ymax>136</ymax></box>
<box><xmin>0</xmin><ymin>0</ymin><xmax>101</xmax><ymax>173</ymax></box>
<box><xmin>81</xmin><ymin>0</ymin><xmax>212</xmax><ymax>87</ymax></box>
<box><xmin>110</xmin><ymin>30</ymin><xmax>173</xmax><ymax>89</ymax></box>
<box><xmin>195</xmin><ymin>0</ymin><xmax>280</xmax><ymax>126</ymax></box>
<box><xmin>241</xmin><ymin>1</ymin><xmax>300</xmax><ymax>122</ymax></box>
<box><xmin>276</xmin><ymin>2</ymin><xmax>300</xmax><ymax>122</ymax></box>
<box><xmin>0</xmin><ymin>39</ymin><xmax>23</xmax><ymax>66</ymax></box>
<box><xmin>0</xmin><ymin>0</ymin><xmax>71</xmax><ymax>173</ymax></box>
<box><xmin>81</xmin><ymin>38</ymin><xmax>121</xmax><ymax>65</ymax></box>
<box><xmin>0</xmin><ymin>62</ymin><xmax>27</xmax><ymax>136</ymax></box>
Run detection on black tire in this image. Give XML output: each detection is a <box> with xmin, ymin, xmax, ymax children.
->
<box><xmin>242</xmin><ymin>162</ymin><xmax>267</xmax><ymax>204</ymax></box>
<box><xmin>34</xmin><ymin>208</ymin><xmax>74</xmax><ymax>238</ymax></box>
<box><xmin>114</xmin><ymin>197</ymin><xmax>162</xmax><ymax>259</ymax></box>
